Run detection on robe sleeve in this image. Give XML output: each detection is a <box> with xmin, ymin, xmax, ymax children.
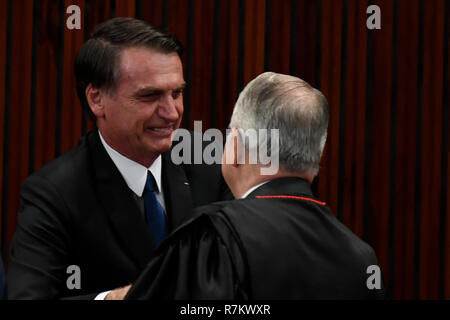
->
<box><xmin>125</xmin><ymin>213</ymin><xmax>249</xmax><ymax>300</ymax></box>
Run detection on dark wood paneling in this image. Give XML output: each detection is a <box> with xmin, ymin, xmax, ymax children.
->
<box><xmin>419</xmin><ymin>0</ymin><xmax>446</xmax><ymax>299</ymax></box>
<box><xmin>4</xmin><ymin>0</ymin><xmax>34</xmax><ymax>261</ymax></box>
<box><xmin>318</xmin><ymin>0</ymin><xmax>343</xmax><ymax>218</ymax></box>
<box><xmin>0</xmin><ymin>0</ymin><xmax>448</xmax><ymax>299</ymax></box>
<box><xmin>0</xmin><ymin>0</ymin><xmax>9</xmax><ymax>258</ymax></box>
<box><xmin>393</xmin><ymin>0</ymin><xmax>420</xmax><ymax>299</ymax></box>
<box><xmin>61</xmin><ymin>0</ymin><xmax>85</xmax><ymax>154</ymax></box>
<box><xmin>366</xmin><ymin>0</ymin><xmax>394</xmax><ymax>292</ymax></box>
<box><xmin>190</xmin><ymin>0</ymin><xmax>214</xmax><ymax>130</ymax></box>
<box><xmin>341</xmin><ymin>0</ymin><xmax>368</xmax><ymax>240</ymax></box>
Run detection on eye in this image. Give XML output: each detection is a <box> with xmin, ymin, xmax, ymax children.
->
<box><xmin>140</xmin><ymin>92</ymin><xmax>159</xmax><ymax>101</ymax></box>
<box><xmin>172</xmin><ymin>89</ymin><xmax>184</xmax><ymax>99</ymax></box>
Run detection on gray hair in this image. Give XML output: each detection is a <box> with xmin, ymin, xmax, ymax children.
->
<box><xmin>229</xmin><ymin>72</ymin><xmax>329</xmax><ymax>176</ymax></box>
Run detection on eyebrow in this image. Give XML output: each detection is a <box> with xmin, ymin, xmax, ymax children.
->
<box><xmin>134</xmin><ymin>83</ymin><xmax>187</xmax><ymax>96</ymax></box>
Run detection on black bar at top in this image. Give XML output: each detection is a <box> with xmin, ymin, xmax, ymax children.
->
<box><xmin>1</xmin><ymin>0</ymin><xmax>13</xmax><ymax>261</ymax></box>
<box><xmin>55</xmin><ymin>0</ymin><xmax>65</xmax><ymax>157</ymax></box>
<box><xmin>387</xmin><ymin>0</ymin><xmax>399</xmax><ymax>300</ymax></box>
<box><xmin>413</xmin><ymin>0</ymin><xmax>425</xmax><ymax>299</ymax></box>
<box><xmin>210</xmin><ymin>0</ymin><xmax>220</xmax><ymax>128</ymax></box>
<box><xmin>337</xmin><ymin>0</ymin><xmax>348</xmax><ymax>222</ymax></box>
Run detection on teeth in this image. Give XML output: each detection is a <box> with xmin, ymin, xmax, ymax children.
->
<box><xmin>151</xmin><ymin>127</ymin><xmax>171</xmax><ymax>132</ymax></box>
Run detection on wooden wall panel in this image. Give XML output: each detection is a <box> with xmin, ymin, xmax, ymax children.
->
<box><xmin>265</xmin><ymin>0</ymin><xmax>291</xmax><ymax>74</ymax></box>
<box><xmin>419</xmin><ymin>0</ymin><xmax>445</xmax><ymax>299</ymax></box>
<box><xmin>3</xmin><ymin>0</ymin><xmax>34</xmax><ymax>263</ymax></box>
<box><xmin>341</xmin><ymin>0</ymin><xmax>368</xmax><ymax>241</ymax></box>
<box><xmin>34</xmin><ymin>0</ymin><xmax>59</xmax><ymax>171</ymax></box>
<box><xmin>318</xmin><ymin>0</ymin><xmax>343</xmax><ymax>219</ymax></box>
<box><xmin>0</xmin><ymin>0</ymin><xmax>8</xmax><ymax>258</ymax></box>
<box><xmin>243</xmin><ymin>0</ymin><xmax>265</xmax><ymax>87</ymax></box>
<box><xmin>0</xmin><ymin>0</ymin><xmax>448</xmax><ymax>299</ymax></box>
<box><xmin>366</xmin><ymin>0</ymin><xmax>394</xmax><ymax>291</ymax></box>
<box><xmin>393</xmin><ymin>0</ymin><xmax>421</xmax><ymax>299</ymax></box>
<box><xmin>190</xmin><ymin>0</ymin><xmax>215</xmax><ymax>130</ymax></box>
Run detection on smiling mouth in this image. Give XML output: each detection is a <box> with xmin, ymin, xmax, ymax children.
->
<box><xmin>146</xmin><ymin>126</ymin><xmax>174</xmax><ymax>136</ymax></box>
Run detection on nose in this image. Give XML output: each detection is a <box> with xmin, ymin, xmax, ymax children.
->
<box><xmin>158</xmin><ymin>94</ymin><xmax>181</xmax><ymax>122</ymax></box>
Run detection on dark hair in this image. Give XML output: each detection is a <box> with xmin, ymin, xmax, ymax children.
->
<box><xmin>75</xmin><ymin>18</ymin><xmax>183</xmax><ymax>120</ymax></box>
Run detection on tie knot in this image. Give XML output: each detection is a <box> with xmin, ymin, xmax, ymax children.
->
<box><xmin>145</xmin><ymin>171</ymin><xmax>158</xmax><ymax>193</ymax></box>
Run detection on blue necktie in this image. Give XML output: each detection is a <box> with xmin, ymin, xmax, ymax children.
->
<box><xmin>143</xmin><ymin>171</ymin><xmax>167</xmax><ymax>246</ymax></box>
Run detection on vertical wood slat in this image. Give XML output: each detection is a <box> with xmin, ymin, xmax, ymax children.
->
<box><xmin>318</xmin><ymin>0</ymin><xmax>343</xmax><ymax>219</ymax></box>
<box><xmin>167</xmin><ymin>0</ymin><xmax>190</xmax><ymax>129</ymax></box>
<box><xmin>115</xmin><ymin>0</ymin><xmax>135</xmax><ymax>17</ymax></box>
<box><xmin>366</xmin><ymin>0</ymin><xmax>394</xmax><ymax>291</ymax></box>
<box><xmin>393</xmin><ymin>0</ymin><xmax>421</xmax><ymax>299</ymax></box>
<box><xmin>387</xmin><ymin>0</ymin><xmax>399</xmax><ymax>298</ymax></box>
<box><xmin>215</xmin><ymin>0</ymin><xmax>240</xmax><ymax>131</ymax></box>
<box><xmin>243</xmin><ymin>0</ymin><xmax>265</xmax><ymax>87</ymax></box>
<box><xmin>341</xmin><ymin>0</ymin><xmax>368</xmax><ymax>240</ymax></box>
<box><xmin>190</xmin><ymin>0</ymin><xmax>214</xmax><ymax>130</ymax></box>
<box><xmin>443</xmin><ymin>0</ymin><xmax>450</xmax><ymax>300</ymax></box>
<box><xmin>61</xmin><ymin>0</ymin><xmax>85</xmax><ymax>155</ymax></box>
<box><xmin>4</xmin><ymin>0</ymin><xmax>34</xmax><ymax>262</ymax></box>
<box><xmin>54</xmin><ymin>0</ymin><xmax>65</xmax><ymax>157</ymax></box>
<box><xmin>0</xmin><ymin>0</ymin><xmax>448</xmax><ymax>299</ymax></box>
<box><xmin>0</xmin><ymin>0</ymin><xmax>11</xmax><ymax>259</ymax></box>
<box><xmin>267</xmin><ymin>0</ymin><xmax>291</xmax><ymax>74</ymax></box>
<box><xmin>419</xmin><ymin>0</ymin><xmax>445</xmax><ymax>299</ymax></box>
<box><xmin>34</xmin><ymin>0</ymin><xmax>59</xmax><ymax>171</ymax></box>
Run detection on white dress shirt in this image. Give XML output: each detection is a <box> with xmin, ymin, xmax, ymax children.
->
<box><xmin>98</xmin><ymin>131</ymin><xmax>166</xmax><ymax>210</ymax></box>
<box><xmin>95</xmin><ymin>131</ymin><xmax>166</xmax><ymax>300</ymax></box>
<box><xmin>240</xmin><ymin>181</ymin><xmax>270</xmax><ymax>199</ymax></box>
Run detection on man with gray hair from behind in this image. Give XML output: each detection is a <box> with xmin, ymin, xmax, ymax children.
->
<box><xmin>122</xmin><ymin>72</ymin><xmax>385</xmax><ymax>300</ymax></box>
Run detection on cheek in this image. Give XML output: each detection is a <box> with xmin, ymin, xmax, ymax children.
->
<box><xmin>176</xmin><ymin>103</ymin><xmax>184</xmax><ymax>117</ymax></box>
<box><xmin>221</xmin><ymin>163</ymin><xmax>229</xmax><ymax>185</ymax></box>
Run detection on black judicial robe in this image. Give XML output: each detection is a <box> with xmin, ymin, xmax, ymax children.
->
<box><xmin>126</xmin><ymin>178</ymin><xmax>385</xmax><ymax>300</ymax></box>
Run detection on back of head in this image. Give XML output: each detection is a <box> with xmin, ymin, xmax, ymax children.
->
<box><xmin>74</xmin><ymin>17</ymin><xmax>183</xmax><ymax>120</ymax></box>
<box><xmin>229</xmin><ymin>72</ymin><xmax>329</xmax><ymax>176</ymax></box>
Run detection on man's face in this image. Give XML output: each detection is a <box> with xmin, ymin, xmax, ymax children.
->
<box><xmin>97</xmin><ymin>46</ymin><xmax>185</xmax><ymax>165</ymax></box>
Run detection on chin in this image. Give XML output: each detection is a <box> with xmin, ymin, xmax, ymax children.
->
<box><xmin>151</xmin><ymin>140</ymin><xmax>173</xmax><ymax>155</ymax></box>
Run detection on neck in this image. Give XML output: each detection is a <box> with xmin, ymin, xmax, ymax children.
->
<box><xmin>232</xmin><ymin>166</ymin><xmax>314</xmax><ymax>199</ymax></box>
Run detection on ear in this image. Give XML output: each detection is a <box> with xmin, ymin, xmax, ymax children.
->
<box><xmin>231</xmin><ymin>127</ymin><xmax>240</xmax><ymax>168</ymax></box>
<box><xmin>85</xmin><ymin>84</ymin><xmax>106</xmax><ymax>118</ymax></box>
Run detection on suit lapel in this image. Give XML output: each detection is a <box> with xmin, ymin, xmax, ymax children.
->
<box><xmin>88</xmin><ymin>131</ymin><xmax>155</xmax><ymax>270</ymax></box>
<box><xmin>161</xmin><ymin>151</ymin><xmax>193</xmax><ymax>231</ymax></box>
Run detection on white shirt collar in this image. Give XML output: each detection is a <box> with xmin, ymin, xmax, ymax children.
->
<box><xmin>98</xmin><ymin>130</ymin><xmax>162</xmax><ymax>197</ymax></box>
<box><xmin>241</xmin><ymin>181</ymin><xmax>270</xmax><ymax>199</ymax></box>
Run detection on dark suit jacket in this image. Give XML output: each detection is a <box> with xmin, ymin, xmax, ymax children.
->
<box><xmin>126</xmin><ymin>177</ymin><xmax>385</xmax><ymax>299</ymax></box>
<box><xmin>7</xmin><ymin>130</ymin><xmax>231</xmax><ymax>299</ymax></box>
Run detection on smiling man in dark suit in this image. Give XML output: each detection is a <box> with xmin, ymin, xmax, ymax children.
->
<box><xmin>7</xmin><ymin>18</ymin><xmax>230</xmax><ymax>300</ymax></box>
